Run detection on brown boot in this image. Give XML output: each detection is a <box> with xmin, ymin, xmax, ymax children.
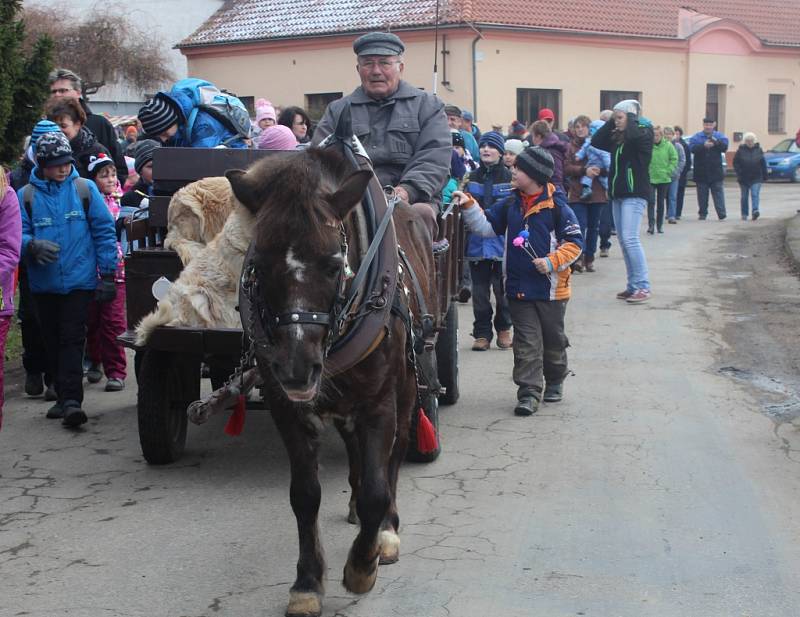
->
<box><xmin>571</xmin><ymin>257</ymin><xmax>584</xmax><ymax>273</ymax></box>
<box><xmin>496</xmin><ymin>330</ymin><xmax>513</xmax><ymax>349</ymax></box>
<box><xmin>584</xmin><ymin>256</ymin><xmax>595</xmax><ymax>272</ymax></box>
<box><xmin>471</xmin><ymin>337</ymin><xmax>490</xmax><ymax>351</ymax></box>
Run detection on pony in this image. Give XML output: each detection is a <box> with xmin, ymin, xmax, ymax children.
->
<box><xmin>226</xmin><ymin>145</ymin><xmax>435</xmax><ymax>617</ymax></box>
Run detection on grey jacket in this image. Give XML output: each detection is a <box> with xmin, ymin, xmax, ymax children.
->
<box><xmin>313</xmin><ymin>80</ymin><xmax>451</xmax><ymax>204</ymax></box>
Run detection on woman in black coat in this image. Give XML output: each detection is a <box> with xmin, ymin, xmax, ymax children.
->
<box><xmin>733</xmin><ymin>132</ymin><xmax>768</xmax><ymax>220</ymax></box>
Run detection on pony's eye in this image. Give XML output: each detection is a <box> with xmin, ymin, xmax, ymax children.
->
<box><xmin>326</xmin><ymin>263</ymin><xmax>341</xmax><ymax>278</ymax></box>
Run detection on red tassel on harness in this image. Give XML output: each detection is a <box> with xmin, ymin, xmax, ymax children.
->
<box><xmin>416</xmin><ymin>407</ymin><xmax>438</xmax><ymax>453</ymax></box>
<box><xmin>224</xmin><ymin>394</ymin><xmax>246</xmax><ymax>436</ymax></box>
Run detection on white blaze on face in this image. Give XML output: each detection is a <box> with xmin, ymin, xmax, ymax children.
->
<box><xmin>285</xmin><ymin>246</ymin><xmax>306</xmax><ymax>282</ymax></box>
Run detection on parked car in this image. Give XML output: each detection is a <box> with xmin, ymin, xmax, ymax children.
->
<box><xmin>765</xmin><ymin>138</ymin><xmax>800</xmax><ymax>182</ymax></box>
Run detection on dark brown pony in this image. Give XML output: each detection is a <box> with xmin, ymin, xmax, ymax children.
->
<box><xmin>226</xmin><ymin>147</ymin><xmax>435</xmax><ymax>617</ymax></box>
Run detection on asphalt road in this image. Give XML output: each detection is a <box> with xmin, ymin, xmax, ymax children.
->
<box><xmin>3</xmin><ymin>183</ymin><xmax>800</xmax><ymax>617</ymax></box>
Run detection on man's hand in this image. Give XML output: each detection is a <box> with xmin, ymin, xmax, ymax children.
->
<box><xmin>585</xmin><ymin>166</ymin><xmax>601</xmax><ymax>178</ymax></box>
<box><xmin>393</xmin><ymin>186</ymin><xmax>410</xmax><ymax>203</ymax></box>
<box><xmin>27</xmin><ymin>239</ymin><xmax>60</xmax><ymax>265</ymax></box>
<box><xmin>95</xmin><ymin>275</ymin><xmax>117</xmax><ymax>304</ymax></box>
<box><xmin>704</xmin><ymin>139</ymin><xmax>715</xmax><ymax>149</ymax></box>
<box><xmin>450</xmin><ymin>190</ymin><xmax>472</xmax><ymax>208</ymax></box>
<box><xmin>533</xmin><ymin>258</ymin><xmax>551</xmax><ymax>274</ymax></box>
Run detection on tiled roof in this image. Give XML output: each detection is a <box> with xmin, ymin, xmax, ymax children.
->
<box><xmin>179</xmin><ymin>0</ymin><xmax>800</xmax><ymax>48</ymax></box>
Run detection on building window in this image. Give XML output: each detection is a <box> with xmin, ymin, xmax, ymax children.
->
<box><xmin>516</xmin><ymin>88</ymin><xmax>561</xmax><ymax>128</ymax></box>
<box><xmin>305</xmin><ymin>92</ymin><xmax>343</xmax><ymax>121</ymax></box>
<box><xmin>768</xmin><ymin>94</ymin><xmax>786</xmax><ymax>134</ymax></box>
<box><xmin>599</xmin><ymin>90</ymin><xmax>640</xmax><ymax>113</ymax></box>
<box><xmin>705</xmin><ymin>84</ymin><xmax>721</xmax><ymax>122</ymax></box>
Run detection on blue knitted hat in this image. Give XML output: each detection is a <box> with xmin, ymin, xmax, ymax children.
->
<box><xmin>479</xmin><ymin>130</ymin><xmax>505</xmax><ymax>154</ymax></box>
<box><xmin>30</xmin><ymin>120</ymin><xmax>61</xmax><ymax>151</ymax></box>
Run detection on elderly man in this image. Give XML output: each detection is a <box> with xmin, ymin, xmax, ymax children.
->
<box><xmin>313</xmin><ymin>32</ymin><xmax>451</xmax><ymax>240</ymax></box>
<box><xmin>444</xmin><ymin>104</ymin><xmax>479</xmax><ymax>160</ymax></box>
<box><xmin>48</xmin><ymin>68</ymin><xmax>127</xmax><ymax>185</ymax></box>
<box><xmin>689</xmin><ymin>117</ymin><xmax>728</xmax><ymax>220</ymax></box>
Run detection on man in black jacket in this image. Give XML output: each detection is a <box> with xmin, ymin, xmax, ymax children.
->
<box><xmin>48</xmin><ymin>68</ymin><xmax>127</xmax><ymax>186</ymax></box>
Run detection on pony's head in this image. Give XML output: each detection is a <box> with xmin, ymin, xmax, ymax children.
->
<box><xmin>227</xmin><ymin>149</ymin><xmax>372</xmax><ymax>403</ymax></box>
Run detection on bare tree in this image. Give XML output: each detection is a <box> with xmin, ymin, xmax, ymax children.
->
<box><xmin>23</xmin><ymin>4</ymin><xmax>174</xmax><ymax>96</ymax></box>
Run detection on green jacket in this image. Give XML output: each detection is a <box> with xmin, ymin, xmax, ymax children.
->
<box><xmin>649</xmin><ymin>139</ymin><xmax>678</xmax><ymax>185</ymax></box>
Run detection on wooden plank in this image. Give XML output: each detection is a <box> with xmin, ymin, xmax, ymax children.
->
<box><xmin>203</xmin><ymin>329</ymin><xmax>245</xmax><ymax>355</ymax></box>
<box><xmin>152</xmin><ymin>148</ymin><xmax>293</xmax><ymax>184</ymax></box>
<box><xmin>147</xmin><ymin>327</ymin><xmax>204</xmax><ymax>354</ymax></box>
<box><xmin>149</xmin><ymin>196</ymin><xmax>170</xmax><ymax>228</ymax></box>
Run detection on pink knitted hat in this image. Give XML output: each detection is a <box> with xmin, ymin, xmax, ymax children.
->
<box><xmin>255</xmin><ymin>98</ymin><xmax>276</xmax><ymax>123</ymax></box>
<box><xmin>258</xmin><ymin>125</ymin><xmax>298</xmax><ymax>150</ymax></box>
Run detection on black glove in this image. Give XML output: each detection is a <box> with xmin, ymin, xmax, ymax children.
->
<box><xmin>95</xmin><ymin>275</ymin><xmax>117</xmax><ymax>304</ymax></box>
<box><xmin>27</xmin><ymin>239</ymin><xmax>60</xmax><ymax>265</ymax></box>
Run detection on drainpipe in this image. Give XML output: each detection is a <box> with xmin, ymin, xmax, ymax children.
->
<box><xmin>467</xmin><ymin>23</ymin><xmax>483</xmax><ymax>121</ymax></box>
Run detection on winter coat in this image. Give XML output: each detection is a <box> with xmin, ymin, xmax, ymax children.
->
<box><xmin>462</xmin><ymin>184</ymin><xmax>583</xmax><ymax>301</ymax></box>
<box><xmin>10</xmin><ymin>151</ymin><xmax>35</xmax><ymax>191</ymax></box>
<box><xmin>98</xmin><ymin>181</ymin><xmax>126</xmax><ymax>283</ymax></box>
<box><xmin>540</xmin><ymin>132</ymin><xmax>567</xmax><ymax>189</ymax></box>
<box><xmin>155</xmin><ymin>92</ymin><xmax>248</xmax><ymax>149</ymax></box>
<box><xmin>18</xmin><ymin>166</ymin><xmax>117</xmax><ymax>294</ymax></box>
<box><xmin>591</xmin><ymin>117</ymin><xmax>655</xmax><ymax>201</ymax></box>
<box><xmin>464</xmin><ymin>162</ymin><xmax>512</xmax><ymax>261</ymax></box>
<box><xmin>733</xmin><ymin>144</ymin><xmax>768</xmax><ymax>186</ymax></box>
<box><xmin>0</xmin><ymin>188</ymin><xmax>21</xmax><ymax>317</ymax></box>
<box><xmin>120</xmin><ymin>178</ymin><xmax>152</xmax><ymax>209</ymax></box>
<box><xmin>649</xmin><ymin>139</ymin><xmax>678</xmax><ymax>185</ymax></box>
<box><xmin>462</xmin><ymin>129</ymin><xmax>480</xmax><ymax>161</ymax></box>
<box><xmin>676</xmin><ymin>138</ymin><xmax>692</xmax><ymax>181</ymax></box>
<box><xmin>82</xmin><ymin>100</ymin><xmax>128</xmax><ymax>186</ymax></box>
<box><xmin>689</xmin><ymin>130</ymin><xmax>729</xmax><ymax>183</ymax></box>
<box><xmin>313</xmin><ymin>80</ymin><xmax>451</xmax><ymax>205</ymax></box>
<box><xmin>671</xmin><ymin>138</ymin><xmax>686</xmax><ymax>180</ymax></box>
<box><xmin>564</xmin><ymin>138</ymin><xmax>608</xmax><ymax>204</ymax></box>
<box><xmin>70</xmin><ymin>127</ymin><xmax>107</xmax><ymax>178</ymax></box>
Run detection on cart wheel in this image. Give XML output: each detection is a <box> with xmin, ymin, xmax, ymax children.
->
<box><xmin>137</xmin><ymin>349</ymin><xmax>191</xmax><ymax>465</ymax></box>
<box><xmin>436</xmin><ymin>303</ymin><xmax>459</xmax><ymax>405</ymax></box>
<box><xmin>406</xmin><ymin>390</ymin><xmax>441</xmax><ymax>463</ymax></box>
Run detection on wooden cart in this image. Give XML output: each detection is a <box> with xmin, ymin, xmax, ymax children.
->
<box><xmin>120</xmin><ymin>147</ymin><xmax>464</xmax><ymax>464</ymax></box>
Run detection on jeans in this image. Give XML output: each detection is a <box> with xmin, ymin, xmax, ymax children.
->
<box><xmin>739</xmin><ymin>182</ymin><xmax>762</xmax><ymax>218</ymax></box>
<box><xmin>571</xmin><ymin>202</ymin><xmax>602</xmax><ymax>258</ymax></box>
<box><xmin>647</xmin><ymin>183</ymin><xmax>670</xmax><ymax>230</ymax></box>
<box><xmin>469</xmin><ymin>260</ymin><xmax>512</xmax><ymax>341</ymax></box>
<box><xmin>667</xmin><ymin>178</ymin><xmax>679</xmax><ymax>219</ymax></box>
<box><xmin>508</xmin><ymin>298</ymin><xmax>569</xmax><ymax>400</ymax></box>
<box><xmin>598</xmin><ymin>201</ymin><xmax>613</xmax><ymax>250</ymax></box>
<box><xmin>612</xmin><ymin>197</ymin><xmax>650</xmax><ymax>292</ymax></box>
<box><xmin>696</xmin><ymin>180</ymin><xmax>727</xmax><ymax>219</ymax></box>
<box><xmin>34</xmin><ymin>290</ymin><xmax>93</xmax><ymax>407</ymax></box>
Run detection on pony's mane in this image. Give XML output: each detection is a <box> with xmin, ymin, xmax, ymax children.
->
<box><xmin>253</xmin><ymin>148</ymin><xmax>352</xmax><ymax>252</ymax></box>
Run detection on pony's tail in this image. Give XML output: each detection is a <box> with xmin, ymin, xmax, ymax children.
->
<box><xmin>134</xmin><ymin>299</ymin><xmax>175</xmax><ymax>346</ymax></box>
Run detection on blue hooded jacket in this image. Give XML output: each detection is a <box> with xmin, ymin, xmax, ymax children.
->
<box><xmin>158</xmin><ymin>90</ymin><xmax>248</xmax><ymax>149</ymax></box>
<box><xmin>465</xmin><ymin>162</ymin><xmax>512</xmax><ymax>261</ymax></box>
<box><xmin>19</xmin><ymin>166</ymin><xmax>118</xmax><ymax>294</ymax></box>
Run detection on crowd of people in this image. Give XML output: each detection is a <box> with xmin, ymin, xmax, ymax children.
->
<box><xmin>0</xmin><ymin>31</ymin><xmax>782</xmax><ymax>426</ymax></box>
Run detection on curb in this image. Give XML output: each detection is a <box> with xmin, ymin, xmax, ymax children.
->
<box><xmin>785</xmin><ymin>213</ymin><xmax>800</xmax><ymax>270</ymax></box>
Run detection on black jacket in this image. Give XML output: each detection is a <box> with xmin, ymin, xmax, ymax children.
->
<box><xmin>677</xmin><ymin>138</ymin><xmax>692</xmax><ymax>181</ymax></box>
<box><xmin>81</xmin><ymin>100</ymin><xmax>127</xmax><ymax>186</ymax></box>
<box><xmin>733</xmin><ymin>144</ymin><xmax>768</xmax><ymax>186</ymax></box>
<box><xmin>591</xmin><ymin>116</ymin><xmax>654</xmax><ymax>201</ymax></box>
<box><xmin>10</xmin><ymin>156</ymin><xmax>34</xmax><ymax>191</ymax></box>
<box><xmin>121</xmin><ymin>178</ymin><xmax>151</xmax><ymax>208</ymax></box>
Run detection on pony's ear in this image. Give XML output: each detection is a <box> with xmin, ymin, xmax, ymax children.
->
<box><xmin>328</xmin><ymin>170</ymin><xmax>373</xmax><ymax>221</ymax></box>
<box><xmin>225</xmin><ymin>169</ymin><xmax>261</xmax><ymax>214</ymax></box>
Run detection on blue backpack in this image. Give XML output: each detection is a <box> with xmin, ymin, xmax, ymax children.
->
<box><xmin>168</xmin><ymin>78</ymin><xmax>252</xmax><ymax>146</ymax></box>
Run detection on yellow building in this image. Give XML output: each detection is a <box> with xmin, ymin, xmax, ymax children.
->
<box><xmin>179</xmin><ymin>1</ymin><xmax>800</xmax><ymax>149</ymax></box>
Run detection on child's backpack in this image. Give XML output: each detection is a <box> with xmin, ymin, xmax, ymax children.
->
<box><xmin>168</xmin><ymin>78</ymin><xmax>252</xmax><ymax>146</ymax></box>
<box><xmin>22</xmin><ymin>178</ymin><xmax>92</xmax><ymax>222</ymax></box>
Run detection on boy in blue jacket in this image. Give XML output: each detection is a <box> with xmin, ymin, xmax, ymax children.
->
<box><xmin>463</xmin><ymin>131</ymin><xmax>514</xmax><ymax>351</ymax></box>
<box><xmin>19</xmin><ymin>131</ymin><xmax>118</xmax><ymax>427</ymax></box>
<box><xmin>453</xmin><ymin>146</ymin><xmax>583</xmax><ymax>416</ymax></box>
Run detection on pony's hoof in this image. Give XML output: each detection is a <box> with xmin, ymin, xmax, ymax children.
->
<box><xmin>343</xmin><ymin>554</ymin><xmax>379</xmax><ymax>594</ymax></box>
<box><xmin>347</xmin><ymin>502</ymin><xmax>358</xmax><ymax>525</ymax></box>
<box><xmin>286</xmin><ymin>590</ymin><xmax>322</xmax><ymax>617</ymax></box>
<box><xmin>378</xmin><ymin>529</ymin><xmax>400</xmax><ymax>565</ymax></box>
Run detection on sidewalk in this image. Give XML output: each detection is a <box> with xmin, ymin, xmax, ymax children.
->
<box><xmin>786</xmin><ymin>212</ymin><xmax>800</xmax><ymax>269</ymax></box>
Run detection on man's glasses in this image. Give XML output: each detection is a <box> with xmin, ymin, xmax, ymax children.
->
<box><xmin>357</xmin><ymin>59</ymin><xmax>400</xmax><ymax>70</ymax></box>
<box><xmin>50</xmin><ymin>87</ymin><xmax>75</xmax><ymax>95</ymax></box>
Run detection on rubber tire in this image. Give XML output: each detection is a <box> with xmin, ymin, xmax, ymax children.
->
<box><xmin>406</xmin><ymin>390</ymin><xmax>441</xmax><ymax>463</ymax></box>
<box><xmin>436</xmin><ymin>302</ymin><xmax>459</xmax><ymax>405</ymax></box>
<box><xmin>137</xmin><ymin>349</ymin><xmax>189</xmax><ymax>465</ymax></box>
<box><xmin>792</xmin><ymin>167</ymin><xmax>800</xmax><ymax>183</ymax></box>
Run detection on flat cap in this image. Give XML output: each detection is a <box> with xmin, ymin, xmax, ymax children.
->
<box><xmin>353</xmin><ymin>31</ymin><xmax>405</xmax><ymax>56</ymax></box>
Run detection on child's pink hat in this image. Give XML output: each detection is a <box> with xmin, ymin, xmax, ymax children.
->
<box><xmin>255</xmin><ymin>98</ymin><xmax>276</xmax><ymax>123</ymax></box>
<box><xmin>258</xmin><ymin>125</ymin><xmax>297</xmax><ymax>151</ymax></box>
